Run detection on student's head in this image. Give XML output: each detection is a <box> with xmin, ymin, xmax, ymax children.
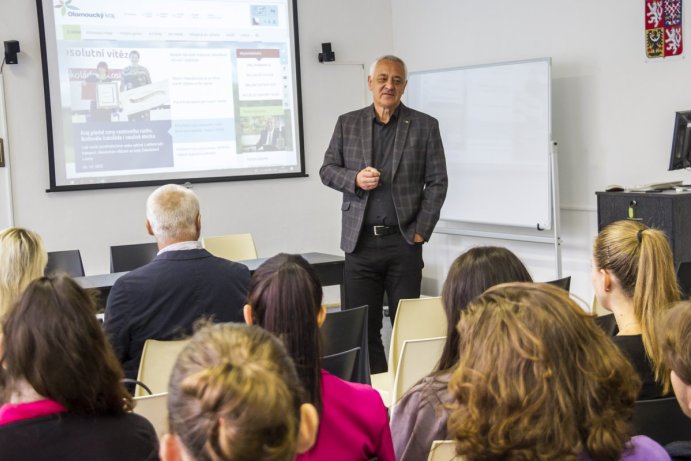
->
<box><xmin>146</xmin><ymin>184</ymin><xmax>201</xmax><ymax>245</ymax></box>
<box><xmin>243</xmin><ymin>253</ymin><xmax>324</xmax><ymax>412</ymax></box>
<box><xmin>0</xmin><ymin>275</ymin><xmax>131</xmax><ymax>414</ymax></box>
<box><xmin>658</xmin><ymin>300</ymin><xmax>691</xmax><ymax>418</ymax></box>
<box><xmin>448</xmin><ymin>283</ymin><xmax>640</xmax><ymax>461</ymax></box>
<box><xmin>592</xmin><ymin>219</ymin><xmax>680</xmax><ymax>389</ymax></box>
<box><xmin>437</xmin><ymin>246</ymin><xmax>532</xmax><ymax>371</ymax></box>
<box><xmin>0</xmin><ymin>227</ymin><xmax>47</xmax><ymax>319</ymax></box>
<box><xmin>129</xmin><ymin>50</ymin><xmax>140</xmax><ymax>64</ymax></box>
<box><xmin>162</xmin><ymin>323</ymin><xmax>318</xmax><ymax>461</ymax></box>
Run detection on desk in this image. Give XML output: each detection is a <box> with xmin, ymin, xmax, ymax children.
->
<box><xmin>76</xmin><ymin>252</ymin><xmax>345</xmax><ymax>306</ymax></box>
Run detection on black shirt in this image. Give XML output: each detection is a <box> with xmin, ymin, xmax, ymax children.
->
<box><xmin>612</xmin><ymin>334</ymin><xmax>666</xmax><ymax>400</ymax></box>
<box><xmin>364</xmin><ymin>106</ymin><xmax>399</xmax><ymax>227</ymax></box>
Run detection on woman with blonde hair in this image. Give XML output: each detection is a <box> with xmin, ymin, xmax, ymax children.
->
<box><xmin>0</xmin><ymin>227</ymin><xmax>47</xmax><ymax>318</ymax></box>
<box><xmin>592</xmin><ymin>219</ymin><xmax>681</xmax><ymax>398</ymax></box>
<box><xmin>448</xmin><ymin>282</ymin><xmax>670</xmax><ymax>461</ymax></box>
<box><xmin>161</xmin><ymin>323</ymin><xmax>319</xmax><ymax>461</ymax></box>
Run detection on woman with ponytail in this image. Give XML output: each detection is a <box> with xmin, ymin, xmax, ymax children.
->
<box><xmin>244</xmin><ymin>253</ymin><xmax>394</xmax><ymax>461</ymax></box>
<box><xmin>592</xmin><ymin>219</ymin><xmax>681</xmax><ymax>398</ymax></box>
<box><xmin>161</xmin><ymin>323</ymin><xmax>318</xmax><ymax>461</ymax></box>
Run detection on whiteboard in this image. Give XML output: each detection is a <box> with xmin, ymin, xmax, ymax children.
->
<box><xmin>406</xmin><ymin>58</ymin><xmax>552</xmax><ymax>229</ymax></box>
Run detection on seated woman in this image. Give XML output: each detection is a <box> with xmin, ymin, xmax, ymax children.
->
<box><xmin>658</xmin><ymin>300</ymin><xmax>691</xmax><ymax>461</ymax></box>
<box><xmin>244</xmin><ymin>253</ymin><xmax>394</xmax><ymax>461</ymax></box>
<box><xmin>592</xmin><ymin>220</ymin><xmax>680</xmax><ymax>398</ymax></box>
<box><xmin>390</xmin><ymin>246</ymin><xmax>532</xmax><ymax>461</ymax></box>
<box><xmin>448</xmin><ymin>282</ymin><xmax>670</xmax><ymax>461</ymax></box>
<box><xmin>0</xmin><ymin>227</ymin><xmax>47</xmax><ymax>320</ymax></box>
<box><xmin>160</xmin><ymin>323</ymin><xmax>319</xmax><ymax>461</ymax></box>
<box><xmin>0</xmin><ymin>275</ymin><xmax>158</xmax><ymax>460</ymax></box>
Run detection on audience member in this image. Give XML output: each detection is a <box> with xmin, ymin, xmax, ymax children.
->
<box><xmin>592</xmin><ymin>220</ymin><xmax>680</xmax><ymax>398</ymax></box>
<box><xmin>0</xmin><ymin>275</ymin><xmax>158</xmax><ymax>460</ymax></box>
<box><xmin>161</xmin><ymin>323</ymin><xmax>318</xmax><ymax>461</ymax></box>
<box><xmin>244</xmin><ymin>253</ymin><xmax>395</xmax><ymax>461</ymax></box>
<box><xmin>390</xmin><ymin>246</ymin><xmax>532</xmax><ymax>461</ymax></box>
<box><xmin>0</xmin><ymin>227</ymin><xmax>47</xmax><ymax>321</ymax></box>
<box><xmin>659</xmin><ymin>300</ymin><xmax>691</xmax><ymax>460</ymax></box>
<box><xmin>104</xmin><ymin>184</ymin><xmax>250</xmax><ymax>383</ymax></box>
<box><xmin>448</xmin><ymin>282</ymin><xmax>670</xmax><ymax>461</ymax></box>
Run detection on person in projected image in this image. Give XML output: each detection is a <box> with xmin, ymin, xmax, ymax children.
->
<box><xmin>120</xmin><ymin>50</ymin><xmax>152</xmax><ymax>121</ymax></box>
<box><xmin>256</xmin><ymin>118</ymin><xmax>285</xmax><ymax>151</ymax></box>
<box><xmin>83</xmin><ymin>61</ymin><xmax>114</xmax><ymax>122</ymax></box>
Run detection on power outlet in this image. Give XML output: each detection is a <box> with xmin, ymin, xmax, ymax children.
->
<box><xmin>0</xmin><ymin>138</ymin><xmax>4</xmax><ymax>167</ymax></box>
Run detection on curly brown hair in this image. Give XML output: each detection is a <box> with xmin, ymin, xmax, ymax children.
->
<box><xmin>448</xmin><ymin>282</ymin><xmax>640</xmax><ymax>461</ymax></box>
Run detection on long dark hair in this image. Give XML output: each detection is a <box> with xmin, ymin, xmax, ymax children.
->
<box><xmin>0</xmin><ymin>275</ymin><xmax>132</xmax><ymax>414</ymax></box>
<box><xmin>247</xmin><ymin>254</ymin><xmax>323</xmax><ymax>413</ymax></box>
<box><xmin>437</xmin><ymin>246</ymin><xmax>532</xmax><ymax>371</ymax></box>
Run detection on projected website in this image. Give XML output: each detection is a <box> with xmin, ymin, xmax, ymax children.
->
<box><xmin>46</xmin><ymin>0</ymin><xmax>300</xmax><ymax>187</ymax></box>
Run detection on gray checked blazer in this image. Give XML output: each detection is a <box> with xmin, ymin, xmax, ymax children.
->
<box><xmin>320</xmin><ymin>103</ymin><xmax>448</xmax><ymax>253</ymax></box>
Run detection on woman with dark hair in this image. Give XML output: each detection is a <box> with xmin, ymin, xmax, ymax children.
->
<box><xmin>447</xmin><ymin>282</ymin><xmax>669</xmax><ymax>460</ymax></box>
<box><xmin>244</xmin><ymin>253</ymin><xmax>394</xmax><ymax>461</ymax></box>
<box><xmin>161</xmin><ymin>323</ymin><xmax>318</xmax><ymax>461</ymax></box>
<box><xmin>0</xmin><ymin>275</ymin><xmax>158</xmax><ymax>460</ymax></box>
<box><xmin>390</xmin><ymin>246</ymin><xmax>532</xmax><ymax>461</ymax></box>
<box><xmin>592</xmin><ymin>219</ymin><xmax>681</xmax><ymax>398</ymax></box>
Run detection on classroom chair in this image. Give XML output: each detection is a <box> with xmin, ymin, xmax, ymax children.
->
<box><xmin>632</xmin><ymin>396</ymin><xmax>691</xmax><ymax>446</ymax></box>
<box><xmin>46</xmin><ymin>249</ymin><xmax>85</xmax><ymax>277</ymax></box>
<box><xmin>320</xmin><ymin>305</ymin><xmax>370</xmax><ymax>384</ymax></box>
<box><xmin>135</xmin><ymin>338</ymin><xmax>190</xmax><ymax>397</ymax></box>
<box><xmin>132</xmin><ymin>392</ymin><xmax>168</xmax><ymax>437</ymax></box>
<box><xmin>110</xmin><ymin>242</ymin><xmax>159</xmax><ymax>273</ymax></box>
<box><xmin>427</xmin><ymin>440</ymin><xmax>460</xmax><ymax>461</ymax></box>
<box><xmin>321</xmin><ymin>347</ymin><xmax>359</xmax><ymax>382</ymax></box>
<box><xmin>371</xmin><ymin>296</ymin><xmax>446</xmax><ymax>406</ymax></box>
<box><xmin>391</xmin><ymin>336</ymin><xmax>446</xmax><ymax>412</ymax></box>
<box><xmin>201</xmin><ymin>233</ymin><xmax>257</xmax><ymax>261</ymax></box>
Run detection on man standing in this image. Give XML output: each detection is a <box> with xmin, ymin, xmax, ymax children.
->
<box><xmin>320</xmin><ymin>55</ymin><xmax>448</xmax><ymax>373</ymax></box>
<box><xmin>104</xmin><ymin>184</ymin><xmax>250</xmax><ymax>382</ymax></box>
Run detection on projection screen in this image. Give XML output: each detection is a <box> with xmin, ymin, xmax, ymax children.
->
<box><xmin>36</xmin><ymin>0</ymin><xmax>305</xmax><ymax>191</ymax></box>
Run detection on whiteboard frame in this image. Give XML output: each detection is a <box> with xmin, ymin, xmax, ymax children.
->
<box><xmin>406</xmin><ymin>57</ymin><xmax>562</xmax><ymax>277</ymax></box>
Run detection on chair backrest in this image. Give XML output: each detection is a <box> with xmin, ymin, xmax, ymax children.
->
<box><xmin>46</xmin><ymin>250</ymin><xmax>85</xmax><ymax>277</ymax></box>
<box><xmin>133</xmin><ymin>392</ymin><xmax>168</xmax><ymax>437</ymax></box>
<box><xmin>320</xmin><ymin>305</ymin><xmax>370</xmax><ymax>384</ymax></box>
<box><xmin>321</xmin><ymin>347</ymin><xmax>359</xmax><ymax>381</ymax></box>
<box><xmin>392</xmin><ymin>336</ymin><xmax>446</xmax><ymax>410</ymax></box>
<box><xmin>632</xmin><ymin>396</ymin><xmax>691</xmax><ymax>446</ymax></box>
<box><xmin>110</xmin><ymin>242</ymin><xmax>159</xmax><ymax>273</ymax></box>
<box><xmin>389</xmin><ymin>297</ymin><xmax>446</xmax><ymax>374</ymax></box>
<box><xmin>678</xmin><ymin>261</ymin><xmax>691</xmax><ymax>298</ymax></box>
<box><xmin>427</xmin><ymin>440</ymin><xmax>461</xmax><ymax>461</ymax></box>
<box><xmin>201</xmin><ymin>233</ymin><xmax>257</xmax><ymax>261</ymax></box>
<box><xmin>545</xmin><ymin>275</ymin><xmax>571</xmax><ymax>291</ymax></box>
<box><xmin>135</xmin><ymin>338</ymin><xmax>190</xmax><ymax>397</ymax></box>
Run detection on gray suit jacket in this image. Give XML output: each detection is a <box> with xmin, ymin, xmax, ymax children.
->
<box><xmin>320</xmin><ymin>104</ymin><xmax>448</xmax><ymax>253</ymax></box>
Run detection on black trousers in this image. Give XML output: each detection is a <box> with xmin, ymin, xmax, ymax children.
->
<box><xmin>344</xmin><ymin>232</ymin><xmax>423</xmax><ymax>374</ymax></box>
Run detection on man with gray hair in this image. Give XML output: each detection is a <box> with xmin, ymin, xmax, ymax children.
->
<box><xmin>105</xmin><ymin>184</ymin><xmax>250</xmax><ymax>383</ymax></box>
<box><xmin>320</xmin><ymin>55</ymin><xmax>448</xmax><ymax>373</ymax></box>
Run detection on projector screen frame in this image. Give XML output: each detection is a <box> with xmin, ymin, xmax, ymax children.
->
<box><xmin>36</xmin><ymin>0</ymin><xmax>307</xmax><ymax>192</ymax></box>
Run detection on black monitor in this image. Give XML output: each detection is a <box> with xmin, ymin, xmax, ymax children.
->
<box><xmin>669</xmin><ymin>110</ymin><xmax>691</xmax><ymax>171</ymax></box>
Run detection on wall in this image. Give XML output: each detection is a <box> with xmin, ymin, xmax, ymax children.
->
<box><xmin>392</xmin><ymin>0</ymin><xmax>691</xmax><ymax>304</ymax></box>
<box><xmin>0</xmin><ymin>0</ymin><xmax>392</xmax><ymax>292</ymax></box>
<box><xmin>3</xmin><ymin>0</ymin><xmax>690</xmax><ymax>305</ymax></box>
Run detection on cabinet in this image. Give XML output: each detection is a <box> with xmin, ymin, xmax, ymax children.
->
<box><xmin>596</xmin><ymin>191</ymin><xmax>691</xmax><ymax>266</ymax></box>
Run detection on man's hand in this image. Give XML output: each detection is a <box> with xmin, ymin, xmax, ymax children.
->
<box><xmin>414</xmin><ymin>233</ymin><xmax>425</xmax><ymax>243</ymax></box>
<box><xmin>356</xmin><ymin>167</ymin><xmax>381</xmax><ymax>191</ymax></box>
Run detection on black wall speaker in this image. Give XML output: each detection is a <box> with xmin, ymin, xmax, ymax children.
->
<box><xmin>4</xmin><ymin>40</ymin><xmax>20</xmax><ymax>65</ymax></box>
